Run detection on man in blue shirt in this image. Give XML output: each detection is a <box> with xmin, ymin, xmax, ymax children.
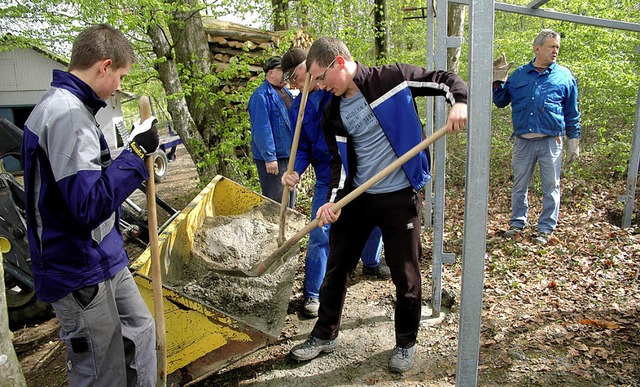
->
<box><xmin>248</xmin><ymin>56</ymin><xmax>295</xmax><ymax>206</ymax></box>
<box><xmin>279</xmin><ymin>48</ymin><xmax>390</xmax><ymax>318</ymax></box>
<box><xmin>493</xmin><ymin>29</ymin><xmax>581</xmax><ymax>245</ymax></box>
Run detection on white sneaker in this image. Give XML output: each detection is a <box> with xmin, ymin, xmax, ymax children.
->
<box><xmin>388</xmin><ymin>344</ymin><xmax>417</xmax><ymax>373</ymax></box>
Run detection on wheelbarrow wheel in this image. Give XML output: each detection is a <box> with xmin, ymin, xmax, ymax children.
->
<box><xmin>153</xmin><ymin>150</ymin><xmax>168</xmax><ymax>183</ymax></box>
<box><xmin>5</xmin><ymin>275</ymin><xmax>52</xmax><ymax>330</ymax></box>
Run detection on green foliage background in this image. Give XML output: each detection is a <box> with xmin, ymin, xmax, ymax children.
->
<box><xmin>486</xmin><ymin>0</ymin><xmax>640</xmax><ymax>188</ymax></box>
<box><xmin>1</xmin><ymin>0</ymin><xmax>639</xmax><ymax>192</ymax></box>
<box><xmin>217</xmin><ymin>0</ymin><xmax>640</xmax><ymax>192</ymax></box>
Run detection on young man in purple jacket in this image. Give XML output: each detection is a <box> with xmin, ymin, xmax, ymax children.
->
<box><xmin>289</xmin><ymin>36</ymin><xmax>467</xmax><ymax>373</ymax></box>
<box><xmin>22</xmin><ymin>24</ymin><xmax>158</xmax><ymax>386</ymax></box>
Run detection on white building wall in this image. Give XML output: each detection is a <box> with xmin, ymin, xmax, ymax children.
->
<box><xmin>0</xmin><ymin>47</ymin><xmax>123</xmax><ymax>149</ymax></box>
<box><xmin>0</xmin><ymin>48</ymin><xmax>66</xmax><ymax>105</ymax></box>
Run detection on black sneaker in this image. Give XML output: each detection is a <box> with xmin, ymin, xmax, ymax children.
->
<box><xmin>289</xmin><ymin>336</ymin><xmax>339</xmax><ymax>361</ymax></box>
<box><xmin>362</xmin><ymin>263</ymin><xmax>391</xmax><ymax>279</ymax></box>
<box><xmin>503</xmin><ymin>226</ymin><xmax>523</xmax><ymax>238</ymax></box>
<box><xmin>302</xmin><ymin>297</ymin><xmax>319</xmax><ymax>318</ymax></box>
<box><xmin>388</xmin><ymin>344</ymin><xmax>417</xmax><ymax>373</ymax></box>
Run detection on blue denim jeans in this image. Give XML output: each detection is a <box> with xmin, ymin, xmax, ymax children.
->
<box><xmin>304</xmin><ymin>183</ymin><xmax>382</xmax><ymax>299</ymax></box>
<box><xmin>510</xmin><ymin>136</ymin><xmax>562</xmax><ymax>234</ymax></box>
<box><xmin>255</xmin><ymin>158</ymin><xmax>295</xmax><ymax>207</ymax></box>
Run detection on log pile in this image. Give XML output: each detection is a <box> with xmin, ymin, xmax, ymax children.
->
<box><xmin>289</xmin><ymin>29</ymin><xmax>314</xmax><ymax>50</ymax></box>
<box><xmin>202</xmin><ymin>18</ymin><xmax>313</xmax><ymax>83</ymax></box>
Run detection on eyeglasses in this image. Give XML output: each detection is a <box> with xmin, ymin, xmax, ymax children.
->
<box><xmin>285</xmin><ymin>62</ymin><xmax>306</xmax><ymax>84</ymax></box>
<box><xmin>314</xmin><ymin>57</ymin><xmax>337</xmax><ymax>85</ymax></box>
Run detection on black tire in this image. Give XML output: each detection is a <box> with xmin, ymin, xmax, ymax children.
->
<box><xmin>153</xmin><ymin>150</ymin><xmax>168</xmax><ymax>183</ymax></box>
<box><xmin>5</xmin><ymin>279</ymin><xmax>52</xmax><ymax>330</ymax></box>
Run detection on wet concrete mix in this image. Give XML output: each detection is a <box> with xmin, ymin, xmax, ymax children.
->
<box><xmin>166</xmin><ymin>203</ymin><xmax>306</xmax><ymax>337</ymax></box>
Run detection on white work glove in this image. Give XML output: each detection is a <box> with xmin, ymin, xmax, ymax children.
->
<box><xmin>493</xmin><ymin>52</ymin><xmax>513</xmax><ymax>83</ymax></box>
<box><xmin>126</xmin><ymin>116</ymin><xmax>159</xmax><ymax>158</ymax></box>
<box><xmin>565</xmin><ymin>138</ymin><xmax>580</xmax><ymax>165</ymax></box>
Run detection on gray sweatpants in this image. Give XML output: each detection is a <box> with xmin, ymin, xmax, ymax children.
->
<box><xmin>51</xmin><ymin>267</ymin><xmax>157</xmax><ymax>386</ymax></box>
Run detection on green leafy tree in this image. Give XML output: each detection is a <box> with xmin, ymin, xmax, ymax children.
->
<box><xmin>491</xmin><ymin>0</ymin><xmax>640</xmax><ymax>181</ymax></box>
<box><xmin>1</xmin><ymin>0</ymin><xmax>258</xmax><ymax>185</ymax></box>
<box><xmin>2</xmin><ymin>0</ymin><xmax>638</xmax><ymax>186</ymax></box>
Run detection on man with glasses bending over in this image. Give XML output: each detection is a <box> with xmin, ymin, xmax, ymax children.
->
<box><xmin>288</xmin><ymin>36</ymin><xmax>468</xmax><ymax>373</ymax></box>
<box><xmin>280</xmin><ymin>48</ymin><xmax>390</xmax><ymax>318</ymax></box>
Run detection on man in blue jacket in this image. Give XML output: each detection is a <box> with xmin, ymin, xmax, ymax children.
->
<box><xmin>248</xmin><ymin>56</ymin><xmax>295</xmax><ymax>206</ymax></box>
<box><xmin>493</xmin><ymin>29</ymin><xmax>581</xmax><ymax>245</ymax></box>
<box><xmin>279</xmin><ymin>48</ymin><xmax>390</xmax><ymax>318</ymax></box>
<box><xmin>22</xmin><ymin>24</ymin><xmax>158</xmax><ymax>386</ymax></box>
<box><xmin>289</xmin><ymin>37</ymin><xmax>467</xmax><ymax>373</ymax></box>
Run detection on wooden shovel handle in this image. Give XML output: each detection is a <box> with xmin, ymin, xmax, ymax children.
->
<box><xmin>215</xmin><ymin>124</ymin><xmax>451</xmax><ymax>278</ymax></box>
<box><xmin>278</xmin><ymin>72</ymin><xmax>313</xmax><ymax>246</ymax></box>
<box><xmin>270</xmin><ymin>125</ymin><xmax>450</xmax><ymax>266</ymax></box>
<box><xmin>140</xmin><ymin>96</ymin><xmax>167</xmax><ymax>385</ymax></box>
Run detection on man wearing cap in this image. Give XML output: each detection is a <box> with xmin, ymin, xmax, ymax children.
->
<box><xmin>248</xmin><ymin>56</ymin><xmax>295</xmax><ymax>205</ymax></box>
<box><xmin>280</xmin><ymin>48</ymin><xmax>390</xmax><ymax>318</ymax></box>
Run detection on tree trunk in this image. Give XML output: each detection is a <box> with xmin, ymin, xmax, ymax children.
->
<box><xmin>271</xmin><ymin>0</ymin><xmax>289</xmax><ymax>31</ymax></box>
<box><xmin>0</xmin><ymin>253</ymin><xmax>27</xmax><ymax>387</ymax></box>
<box><xmin>373</xmin><ymin>0</ymin><xmax>388</xmax><ymax>60</ymax></box>
<box><xmin>146</xmin><ymin>22</ymin><xmax>214</xmax><ymax>182</ymax></box>
<box><xmin>169</xmin><ymin>0</ymin><xmax>233</xmax><ymax>181</ymax></box>
<box><xmin>447</xmin><ymin>3</ymin><xmax>466</xmax><ymax>73</ymax></box>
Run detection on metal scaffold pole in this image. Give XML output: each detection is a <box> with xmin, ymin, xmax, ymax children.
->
<box><xmin>455</xmin><ymin>0</ymin><xmax>494</xmax><ymax>385</ymax></box>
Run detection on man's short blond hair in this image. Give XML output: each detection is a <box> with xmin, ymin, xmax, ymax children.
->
<box><xmin>69</xmin><ymin>24</ymin><xmax>135</xmax><ymax>71</ymax></box>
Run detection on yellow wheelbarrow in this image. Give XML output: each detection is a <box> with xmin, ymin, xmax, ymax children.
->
<box><xmin>129</xmin><ymin>175</ymin><xmax>306</xmax><ymax>385</ymax></box>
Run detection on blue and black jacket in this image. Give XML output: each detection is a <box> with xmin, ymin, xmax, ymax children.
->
<box><xmin>321</xmin><ymin>63</ymin><xmax>468</xmax><ymax>203</ymax></box>
<box><xmin>289</xmin><ymin>89</ymin><xmax>333</xmax><ymax>184</ymax></box>
<box><xmin>22</xmin><ymin>70</ymin><xmax>148</xmax><ymax>303</ymax></box>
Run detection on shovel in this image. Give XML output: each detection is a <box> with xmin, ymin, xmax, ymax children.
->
<box><xmin>278</xmin><ymin>72</ymin><xmax>313</xmax><ymax>246</ymax></box>
<box><xmin>139</xmin><ymin>96</ymin><xmax>167</xmax><ymax>385</ymax></box>
<box><xmin>214</xmin><ymin>124</ymin><xmax>451</xmax><ymax>277</ymax></box>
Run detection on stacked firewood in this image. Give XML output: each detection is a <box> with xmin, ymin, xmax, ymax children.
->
<box><xmin>203</xmin><ymin>18</ymin><xmax>280</xmax><ymax>76</ymax></box>
<box><xmin>289</xmin><ymin>29</ymin><xmax>313</xmax><ymax>50</ymax></box>
<box><xmin>201</xmin><ymin>19</ymin><xmax>314</xmax><ymax>157</ymax></box>
<box><xmin>202</xmin><ymin>18</ymin><xmax>313</xmax><ymax>83</ymax></box>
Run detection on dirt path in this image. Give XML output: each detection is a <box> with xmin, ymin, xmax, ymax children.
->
<box><xmin>203</xmin><ymin>265</ymin><xmax>457</xmax><ymax>387</ymax></box>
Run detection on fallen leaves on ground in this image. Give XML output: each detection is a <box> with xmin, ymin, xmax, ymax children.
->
<box><xmin>437</xmin><ymin>178</ymin><xmax>640</xmax><ymax>385</ymax></box>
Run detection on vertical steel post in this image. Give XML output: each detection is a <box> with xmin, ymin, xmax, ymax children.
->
<box><xmin>622</xmin><ymin>80</ymin><xmax>640</xmax><ymax>228</ymax></box>
<box><xmin>423</xmin><ymin>0</ymin><xmax>436</xmax><ymax>230</ymax></box>
<box><xmin>455</xmin><ymin>0</ymin><xmax>494</xmax><ymax>385</ymax></box>
<box><xmin>431</xmin><ymin>0</ymin><xmax>449</xmax><ymax>317</ymax></box>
